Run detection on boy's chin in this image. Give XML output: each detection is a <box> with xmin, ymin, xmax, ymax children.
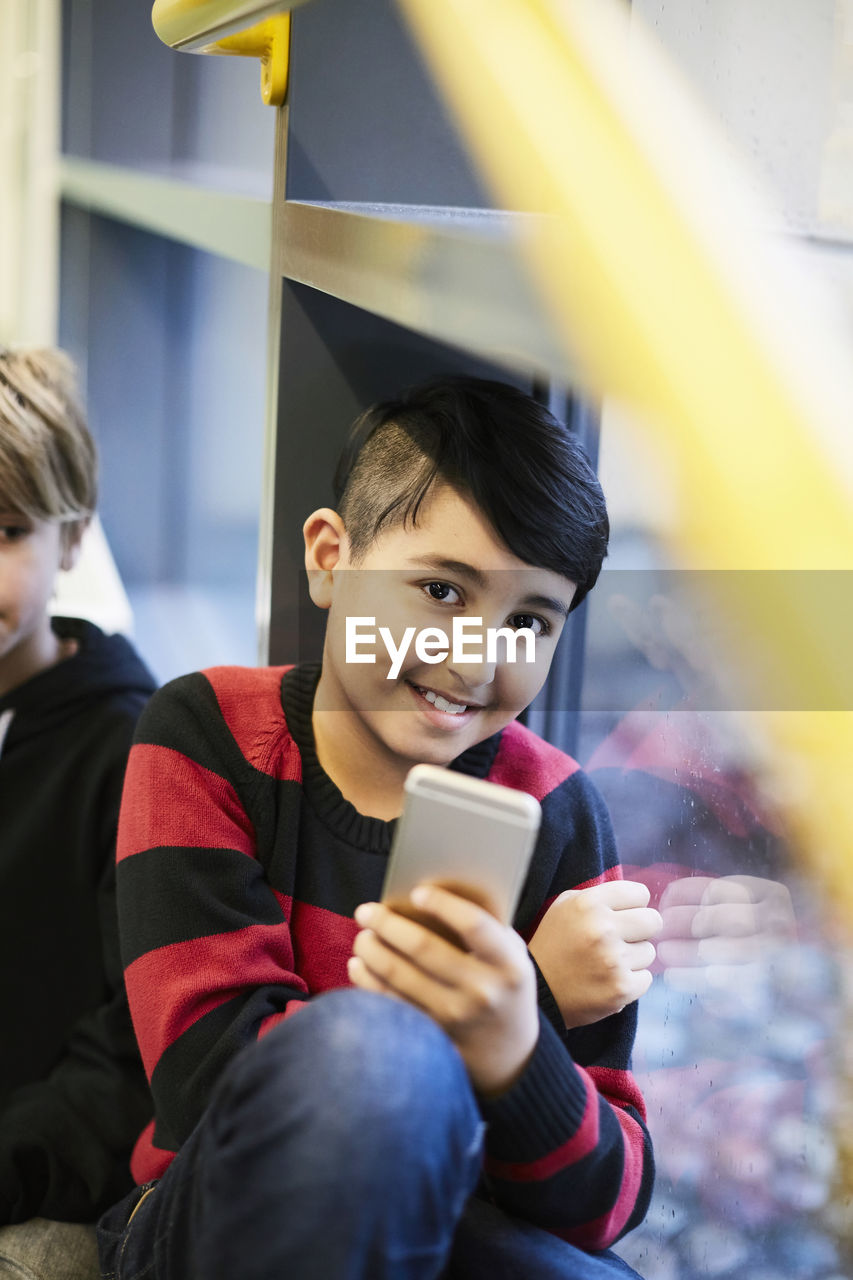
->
<box><xmin>397</xmin><ymin>740</ymin><xmax>471</xmax><ymax>771</ymax></box>
<box><xmin>380</xmin><ymin>713</ymin><xmax>488</xmax><ymax>769</ymax></box>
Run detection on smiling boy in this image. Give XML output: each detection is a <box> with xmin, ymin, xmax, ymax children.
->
<box><xmin>101</xmin><ymin>376</ymin><xmax>659</xmax><ymax>1280</ymax></box>
<box><xmin>304</xmin><ymin>483</ymin><xmax>573</xmax><ymax>817</ymax></box>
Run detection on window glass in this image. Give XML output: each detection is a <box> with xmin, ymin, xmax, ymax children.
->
<box><xmin>593</xmin><ymin>405</ymin><xmax>844</xmax><ymax>1280</ymax></box>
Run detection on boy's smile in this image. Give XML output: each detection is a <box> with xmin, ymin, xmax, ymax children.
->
<box><xmin>407</xmin><ymin>678</ymin><xmax>485</xmax><ymax>723</ymax></box>
<box><xmin>405</xmin><ymin>671</ymin><xmax>491</xmax><ymax>730</ymax></box>
<box><xmin>304</xmin><ymin>484</ymin><xmax>576</xmax><ymax>817</ymax></box>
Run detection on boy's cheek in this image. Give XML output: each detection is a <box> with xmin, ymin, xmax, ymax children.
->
<box><xmin>509</xmin><ymin>649</ymin><xmax>556</xmax><ymax>702</ymax></box>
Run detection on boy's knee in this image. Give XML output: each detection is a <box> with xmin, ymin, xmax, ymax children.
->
<box><xmin>190</xmin><ymin>993</ymin><xmax>485</xmax><ymax>1268</ymax></box>
<box><xmin>215</xmin><ymin>989</ymin><xmax>476</xmax><ymax>1145</ymax></box>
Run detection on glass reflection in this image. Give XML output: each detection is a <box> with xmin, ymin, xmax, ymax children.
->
<box><xmin>582</xmin><ymin>578</ymin><xmax>844</xmax><ymax>1280</ymax></box>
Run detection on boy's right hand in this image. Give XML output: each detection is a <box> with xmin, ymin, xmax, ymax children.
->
<box><xmin>528</xmin><ymin>881</ymin><xmax>661</xmax><ymax>1030</ymax></box>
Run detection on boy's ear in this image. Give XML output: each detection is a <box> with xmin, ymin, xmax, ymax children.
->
<box><xmin>60</xmin><ymin>517</ymin><xmax>90</xmax><ymax>573</ymax></box>
<box><xmin>303</xmin><ymin>508</ymin><xmax>348</xmax><ymax>609</ymax></box>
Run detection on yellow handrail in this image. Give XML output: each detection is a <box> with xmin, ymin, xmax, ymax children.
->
<box><xmin>395</xmin><ymin>0</ymin><xmax>853</xmax><ymax>911</ymax></box>
<box><xmin>151</xmin><ymin>0</ymin><xmax>302</xmax><ymax>104</ymax></box>
<box><xmin>152</xmin><ymin>0</ymin><xmax>294</xmax><ymax>49</ymax></box>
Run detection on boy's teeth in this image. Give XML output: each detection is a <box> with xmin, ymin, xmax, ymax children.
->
<box><xmin>422</xmin><ymin>688</ymin><xmax>468</xmax><ymax>715</ymax></box>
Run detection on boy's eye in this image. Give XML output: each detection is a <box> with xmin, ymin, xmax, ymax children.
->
<box><xmin>0</xmin><ymin>523</ymin><xmax>30</xmax><ymax>544</ymax></box>
<box><xmin>423</xmin><ymin>581</ymin><xmax>462</xmax><ymax>605</ymax></box>
<box><xmin>508</xmin><ymin>613</ymin><xmax>549</xmax><ymax>637</ymax></box>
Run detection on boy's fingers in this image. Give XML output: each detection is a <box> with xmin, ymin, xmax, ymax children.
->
<box><xmin>601</xmin><ymin>965</ymin><xmax>653</xmax><ymax>1007</ymax></box>
<box><xmin>561</xmin><ymin>880</ymin><xmax>651</xmax><ymax>911</ymax></box>
<box><xmin>409</xmin><ymin>884</ymin><xmax>516</xmax><ymax>965</ymax></box>
<box><xmin>347</xmin><ymin>954</ymin><xmax>397</xmax><ymax>999</ymax></box>
<box><xmin>351</xmin><ymin>930</ymin><xmax>433</xmax><ymax>1005</ymax></box>
<box><xmin>631</xmin><ymin>969</ymin><xmax>654</xmax><ymax>1000</ymax></box>
<box><xmin>353</xmin><ymin>902</ymin><xmax>484</xmax><ymax>985</ymax></box>
<box><xmin>352</xmin><ymin>927</ymin><xmax>481</xmax><ymax>1020</ymax></box>
<box><xmin>626</xmin><ymin>940</ymin><xmax>657</xmax><ymax>971</ymax></box>
<box><xmin>616</xmin><ymin>907</ymin><xmax>663</xmax><ymax>943</ymax></box>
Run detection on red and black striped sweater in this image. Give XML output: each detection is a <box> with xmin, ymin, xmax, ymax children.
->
<box><xmin>116</xmin><ymin>662</ymin><xmax>654</xmax><ymax>1251</ymax></box>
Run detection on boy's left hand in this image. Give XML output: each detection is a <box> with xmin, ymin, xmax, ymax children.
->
<box><xmin>349</xmin><ymin>885</ymin><xmax>539</xmax><ymax>1098</ymax></box>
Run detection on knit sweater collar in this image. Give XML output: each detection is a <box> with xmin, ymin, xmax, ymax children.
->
<box><xmin>281</xmin><ymin>663</ymin><xmax>503</xmax><ymax>854</ymax></box>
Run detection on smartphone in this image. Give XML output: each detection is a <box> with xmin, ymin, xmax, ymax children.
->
<box><xmin>381</xmin><ymin>764</ymin><xmax>541</xmax><ymax>940</ymax></box>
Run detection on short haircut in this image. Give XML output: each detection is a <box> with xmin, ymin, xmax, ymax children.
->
<box><xmin>0</xmin><ymin>347</ymin><xmax>96</xmax><ymax>547</ymax></box>
<box><xmin>334</xmin><ymin>375</ymin><xmax>609</xmax><ymax>610</ymax></box>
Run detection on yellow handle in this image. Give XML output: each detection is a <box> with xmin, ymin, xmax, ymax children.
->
<box><xmin>207</xmin><ymin>15</ymin><xmax>290</xmax><ymax>106</ymax></box>
<box><xmin>395</xmin><ymin>0</ymin><xmax>853</xmax><ymax>912</ymax></box>
<box><xmin>151</xmin><ymin>3</ymin><xmax>290</xmax><ymax>106</ymax></box>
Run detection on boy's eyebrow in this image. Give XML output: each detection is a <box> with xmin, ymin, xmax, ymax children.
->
<box><xmin>404</xmin><ymin>557</ymin><xmax>572</xmax><ymax>619</ymax></box>
<box><xmin>519</xmin><ymin>593</ymin><xmax>571</xmax><ymax>620</ymax></box>
<box><xmin>405</xmin><ymin>556</ymin><xmax>488</xmax><ymax>588</ymax></box>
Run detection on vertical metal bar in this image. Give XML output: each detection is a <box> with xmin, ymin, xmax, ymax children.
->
<box><xmin>256</xmin><ymin>95</ymin><xmax>290</xmax><ymax>664</ymax></box>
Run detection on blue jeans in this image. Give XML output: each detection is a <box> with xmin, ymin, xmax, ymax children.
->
<box><xmin>97</xmin><ymin>990</ymin><xmax>643</xmax><ymax>1279</ymax></box>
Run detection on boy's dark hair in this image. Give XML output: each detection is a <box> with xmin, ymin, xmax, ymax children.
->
<box><xmin>334</xmin><ymin>376</ymin><xmax>609</xmax><ymax>611</ymax></box>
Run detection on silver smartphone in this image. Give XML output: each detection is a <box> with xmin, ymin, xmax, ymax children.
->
<box><xmin>381</xmin><ymin>764</ymin><xmax>541</xmax><ymax>939</ymax></box>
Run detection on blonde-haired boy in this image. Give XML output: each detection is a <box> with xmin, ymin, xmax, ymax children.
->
<box><xmin>0</xmin><ymin>348</ymin><xmax>155</xmax><ymax>1271</ymax></box>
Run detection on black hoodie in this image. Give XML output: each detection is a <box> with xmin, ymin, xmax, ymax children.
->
<box><xmin>0</xmin><ymin>616</ymin><xmax>156</xmax><ymax>1224</ymax></box>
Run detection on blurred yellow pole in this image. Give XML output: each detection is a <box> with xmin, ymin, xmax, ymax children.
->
<box><xmin>395</xmin><ymin>0</ymin><xmax>853</xmax><ymax>912</ymax></box>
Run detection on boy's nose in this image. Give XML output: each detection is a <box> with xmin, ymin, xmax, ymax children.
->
<box><xmin>444</xmin><ymin>656</ymin><xmax>498</xmax><ymax>698</ymax></box>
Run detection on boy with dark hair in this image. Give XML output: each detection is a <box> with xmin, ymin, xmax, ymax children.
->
<box><xmin>100</xmin><ymin>375</ymin><xmax>660</xmax><ymax>1279</ymax></box>
<box><xmin>334</xmin><ymin>378</ymin><xmax>606</xmax><ymax>603</ymax></box>
<box><xmin>0</xmin><ymin>347</ymin><xmax>155</xmax><ymax>1272</ymax></box>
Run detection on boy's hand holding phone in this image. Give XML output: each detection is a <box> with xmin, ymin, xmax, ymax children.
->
<box><xmin>350</xmin><ymin>766</ymin><xmax>658</xmax><ymax>1094</ymax></box>
<box><xmin>528</xmin><ymin>881</ymin><xmax>662</xmax><ymax>1029</ymax></box>
<box><xmin>349</xmin><ymin>886</ymin><xmax>539</xmax><ymax>1099</ymax></box>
